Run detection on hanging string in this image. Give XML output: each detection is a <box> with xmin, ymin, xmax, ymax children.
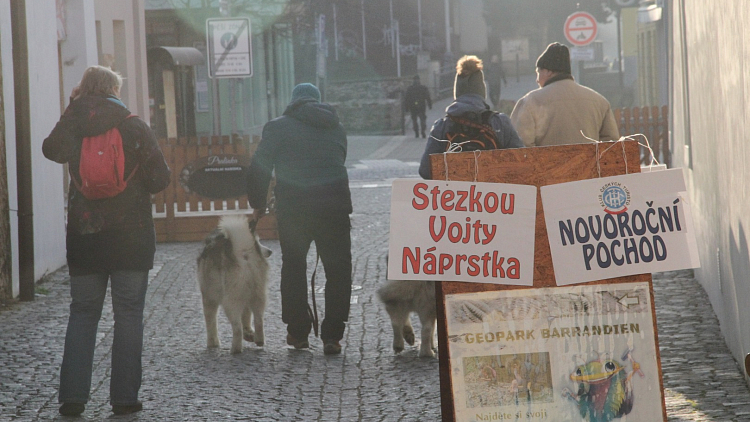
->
<box><xmin>621</xmin><ymin>133</ymin><xmax>660</xmax><ymax>170</ymax></box>
<box><xmin>582</xmin><ymin>131</ymin><xmax>658</xmax><ymax>178</ymax></box>
<box><xmin>443</xmin><ymin>152</ymin><xmax>450</xmax><ymax>181</ymax></box>
<box><xmin>432</xmin><ymin>134</ymin><xmax>477</xmax><ymax>181</ymax></box>
<box><xmin>591</xmin><ymin>137</ymin><xmax>628</xmax><ymax>177</ymax></box>
<box><xmin>431</xmin><ymin>135</ymin><xmax>473</xmax><ymax>153</ymax></box>
<box><xmin>473</xmin><ymin>150</ymin><xmax>482</xmax><ymax>182</ymax></box>
<box><xmin>592</xmin><ymin>137</ymin><xmax>630</xmax><ymax>175</ymax></box>
<box><xmin>580</xmin><ymin>131</ymin><xmax>607</xmax><ymax>178</ymax></box>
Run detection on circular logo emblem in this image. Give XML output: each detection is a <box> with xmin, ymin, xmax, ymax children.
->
<box><xmin>600</xmin><ymin>184</ymin><xmax>630</xmax><ymax>214</ymax></box>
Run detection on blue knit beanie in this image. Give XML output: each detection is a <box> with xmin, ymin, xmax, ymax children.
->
<box><xmin>290</xmin><ymin>83</ymin><xmax>321</xmax><ymax>103</ymax></box>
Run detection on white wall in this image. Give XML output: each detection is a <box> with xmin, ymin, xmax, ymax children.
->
<box><xmin>0</xmin><ymin>0</ymin><xmax>68</xmax><ymax>294</ymax></box>
<box><xmin>94</xmin><ymin>0</ymin><xmax>150</xmax><ymax>122</ymax></box>
<box><xmin>60</xmin><ymin>0</ymin><xmax>98</xmax><ymax>101</ymax></box>
<box><xmin>669</xmin><ymin>0</ymin><xmax>750</xmax><ymax>376</ymax></box>
<box><xmin>0</xmin><ymin>1</ymin><xmax>150</xmax><ymax>297</ymax></box>
<box><xmin>26</xmin><ymin>1</ymin><xmax>68</xmax><ymax>280</ymax></box>
<box><xmin>0</xmin><ymin>0</ymin><xmax>19</xmax><ymax>296</ymax></box>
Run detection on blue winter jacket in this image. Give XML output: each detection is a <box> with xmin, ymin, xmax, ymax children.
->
<box><xmin>247</xmin><ymin>98</ymin><xmax>352</xmax><ymax>215</ymax></box>
<box><xmin>418</xmin><ymin>94</ymin><xmax>523</xmax><ymax>179</ymax></box>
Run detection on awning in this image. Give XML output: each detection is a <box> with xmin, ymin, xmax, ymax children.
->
<box><xmin>147</xmin><ymin>46</ymin><xmax>204</xmax><ymax>66</ymax></box>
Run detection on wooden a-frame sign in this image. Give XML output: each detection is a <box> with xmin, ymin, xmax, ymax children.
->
<box><xmin>430</xmin><ymin>141</ymin><xmax>667</xmax><ymax>421</ymax></box>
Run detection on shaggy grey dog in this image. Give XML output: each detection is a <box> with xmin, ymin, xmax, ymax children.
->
<box><xmin>377</xmin><ymin>280</ymin><xmax>437</xmax><ymax>358</ymax></box>
<box><xmin>197</xmin><ymin>215</ymin><xmax>272</xmax><ymax>354</ymax></box>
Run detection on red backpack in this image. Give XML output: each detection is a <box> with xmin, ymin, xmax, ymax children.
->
<box><xmin>72</xmin><ymin>115</ymin><xmax>139</xmax><ymax>200</ymax></box>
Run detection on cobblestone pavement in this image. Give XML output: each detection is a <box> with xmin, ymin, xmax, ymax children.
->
<box><xmin>2</xmin><ymin>130</ymin><xmax>750</xmax><ymax>420</ymax></box>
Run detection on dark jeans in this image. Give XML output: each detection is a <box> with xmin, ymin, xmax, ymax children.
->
<box><xmin>58</xmin><ymin>270</ymin><xmax>148</xmax><ymax>406</ymax></box>
<box><xmin>277</xmin><ymin>211</ymin><xmax>352</xmax><ymax>341</ymax></box>
<box><xmin>410</xmin><ymin>109</ymin><xmax>427</xmax><ymax>137</ymax></box>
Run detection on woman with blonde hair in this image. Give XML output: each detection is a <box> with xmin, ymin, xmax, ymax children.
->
<box><xmin>43</xmin><ymin>65</ymin><xmax>171</xmax><ymax>416</ymax></box>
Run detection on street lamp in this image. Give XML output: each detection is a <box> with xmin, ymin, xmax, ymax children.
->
<box><xmin>361</xmin><ymin>0</ymin><xmax>367</xmax><ymax>59</ymax></box>
<box><xmin>444</xmin><ymin>0</ymin><xmax>451</xmax><ymax>53</ymax></box>
<box><xmin>418</xmin><ymin>0</ymin><xmax>423</xmax><ymax>51</ymax></box>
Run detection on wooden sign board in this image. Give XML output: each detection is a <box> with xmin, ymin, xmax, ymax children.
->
<box><xmin>154</xmin><ymin>136</ymin><xmax>278</xmax><ymax>242</ymax></box>
<box><xmin>430</xmin><ymin>141</ymin><xmax>667</xmax><ymax>421</ymax></box>
<box><xmin>179</xmin><ymin>153</ymin><xmax>251</xmax><ymax>199</ymax></box>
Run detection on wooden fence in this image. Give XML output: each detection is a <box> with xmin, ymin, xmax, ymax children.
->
<box><xmin>153</xmin><ymin>105</ymin><xmax>669</xmax><ymax>242</ymax></box>
<box><xmin>153</xmin><ymin>135</ymin><xmax>277</xmax><ymax>242</ymax></box>
<box><xmin>614</xmin><ymin>105</ymin><xmax>670</xmax><ymax>167</ymax></box>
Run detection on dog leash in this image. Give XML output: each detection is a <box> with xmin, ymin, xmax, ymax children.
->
<box><xmin>308</xmin><ymin>253</ymin><xmax>320</xmax><ymax>338</ymax></box>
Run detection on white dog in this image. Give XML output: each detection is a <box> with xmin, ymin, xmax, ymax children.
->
<box><xmin>376</xmin><ymin>280</ymin><xmax>437</xmax><ymax>358</ymax></box>
<box><xmin>197</xmin><ymin>215</ymin><xmax>272</xmax><ymax>354</ymax></box>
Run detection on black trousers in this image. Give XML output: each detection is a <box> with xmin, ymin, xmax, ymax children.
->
<box><xmin>410</xmin><ymin>109</ymin><xmax>427</xmax><ymax>137</ymax></box>
<box><xmin>277</xmin><ymin>210</ymin><xmax>352</xmax><ymax>341</ymax></box>
<box><xmin>489</xmin><ymin>83</ymin><xmax>502</xmax><ymax>107</ymax></box>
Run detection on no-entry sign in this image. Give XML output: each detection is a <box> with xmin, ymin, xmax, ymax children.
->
<box><xmin>564</xmin><ymin>11</ymin><xmax>597</xmax><ymax>46</ymax></box>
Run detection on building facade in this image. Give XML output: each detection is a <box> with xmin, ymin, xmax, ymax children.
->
<box><xmin>669</xmin><ymin>0</ymin><xmax>750</xmax><ymax>379</ymax></box>
<box><xmin>144</xmin><ymin>2</ymin><xmax>296</xmax><ymax>139</ymax></box>
<box><xmin>0</xmin><ymin>0</ymin><xmax>148</xmax><ymax>300</ymax></box>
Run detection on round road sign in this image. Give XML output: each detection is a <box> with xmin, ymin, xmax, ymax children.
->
<box><xmin>564</xmin><ymin>12</ymin><xmax>597</xmax><ymax>46</ymax></box>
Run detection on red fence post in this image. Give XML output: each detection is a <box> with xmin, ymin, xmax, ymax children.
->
<box><xmin>613</xmin><ymin>105</ymin><xmax>670</xmax><ymax>168</ymax></box>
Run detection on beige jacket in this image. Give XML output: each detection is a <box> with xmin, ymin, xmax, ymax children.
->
<box><xmin>510</xmin><ymin>78</ymin><xmax>619</xmax><ymax>147</ymax></box>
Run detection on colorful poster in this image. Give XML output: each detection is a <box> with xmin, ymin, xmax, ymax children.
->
<box><xmin>445</xmin><ymin>282</ymin><xmax>664</xmax><ymax>422</ymax></box>
<box><xmin>541</xmin><ymin>169</ymin><xmax>700</xmax><ymax>286</ymax></box>
<box><xmin>388</xmin><ymin>179</ymin><xmax>537</xmax><ymax>285</ymax></box>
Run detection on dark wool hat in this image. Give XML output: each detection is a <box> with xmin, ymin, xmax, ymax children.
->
<box><xmin>290</xmin><ymin>83</ymin><xmax>321</xmax><ymax>103</ymax></box>
<box><xmin>536</xmin><ymin>42</ymin><xmax>571</xmax><ymax>74</ymax></box>
<box><xmin>453</xmin><ymin>55</ymin><xmax>486</xmax><ymax>99</ymax></box>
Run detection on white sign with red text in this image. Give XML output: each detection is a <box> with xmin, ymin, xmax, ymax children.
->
<box><xmin>541</xmin><ymin>168</ymin><xmax>700</xmax><ymax>286</ymax></box>
<box><xmin>388</xmin><ymin>179</ymin><xmax>537</xmax><ymax>285</ymax></box>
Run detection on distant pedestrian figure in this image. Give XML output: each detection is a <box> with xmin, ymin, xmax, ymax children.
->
<box><xmin>403</xmin><ymin>75</ymin><xmax>432</xmax><ymax>138</ymax></box>
<box><xmin>42</xmin><ymin>65</ymin><xmax>171</xmax><ymax>417</ymax></box>
<box><xmin>247</xmin><ymin>83</ymin><xmax>353</xmax><ymax>356</ymax></box>
<box><xmin>486</xmin><ymin>54</ymin><xmax>507</xmax><ymax>107</ymax></box>
<box><xmin>510</xmin><ymin>42</ymin><xmax>620</xmax><ymax>147</ymax></box>
<box><xmin>419</xmin><ymin>55</ymin><xmax>523</xmax><ymax>179</ymax></box>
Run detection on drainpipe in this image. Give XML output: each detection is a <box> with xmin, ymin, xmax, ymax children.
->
<box><xmin>263</xmin><ymin>31</ymin><xmax>273</xmax><ymax>120</ymax></box>
<box><xmin>10</xmin><ymin>0</ymin><xmax>34</xmax><ymax>301</ymax></box>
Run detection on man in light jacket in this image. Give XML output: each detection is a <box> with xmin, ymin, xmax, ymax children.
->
<box><xmin>510</xmin><ymin>42</ymin><xmax>620</xmax><ymax>147</ymax></box>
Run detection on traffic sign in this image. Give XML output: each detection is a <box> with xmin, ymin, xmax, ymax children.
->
<box><xmin>564</xmin><ymin>12</ymin><xmax>597</xmax><ymax>46</ymax></box>
<box><xmin>570</xmin><ymin>46</ymin><xmax>595</xmax><ymax>61</ymax></box>
<box><xmin>206</xmin><ymin>17</ymin><xmax>252</xmax><ymax>78</ymax></box>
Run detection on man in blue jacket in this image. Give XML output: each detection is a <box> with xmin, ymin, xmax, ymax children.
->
<box><xmin>247</xmin><ymin>83</ymin><xmax>352</xmax><ymax>355</ymax></box>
